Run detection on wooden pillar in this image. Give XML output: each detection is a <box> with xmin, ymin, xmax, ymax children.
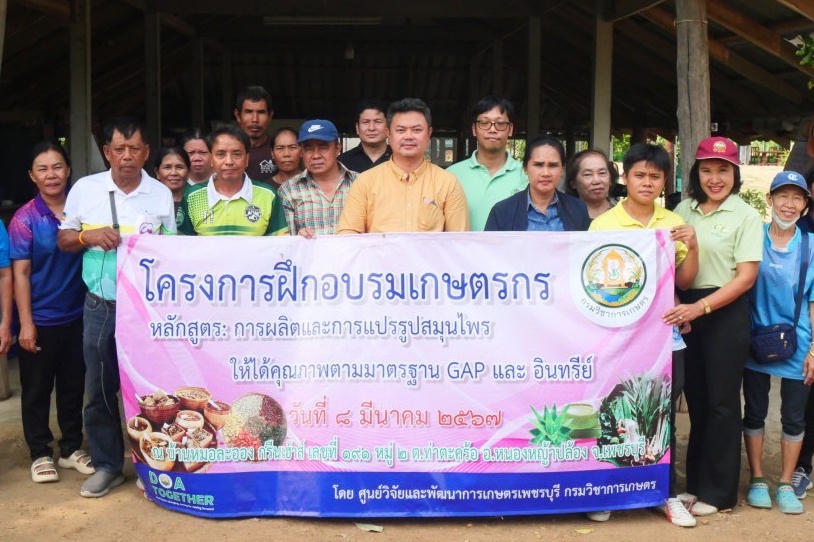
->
<box><xmin>191</xmin><ymin>38</ymin><xmax>205</xmax><ymax>128</ymax></box>
<box><xmin>527</xmin><ymin>17</ymin><xmax>541</xmax><ymax>138</ymax></box>
<box><xmin>492</xmin><ymin>39</ymin><xmax>503</xmax><ymax>96</ymax></box>
<box><xmin>631</xmin><ymin>126</ymin><xmax>648</xmax><ymax>144</ymax></box>
<box><xmin>0</xmin><ymin>0</ymin><xmax>7</xmax><ymax>78</ymax></box>
<box><xmin>591</xmin><ymin>0</ymin><xmax>613</xmax><ymax>156</ymax></box>
<box><xmin>70</xmin><ymin>0</ymin><xmax>92</xmax><ymax>180</ymax></box>
<box><xmin>145</xmin><ymin>11</ymin><xmax>161</xmax><ymax>149</ymax></box>
<box><xmin>222</xmin><ymin>50</ymin><xmax>233</xmax><ymax>121</ymax></box>
<box><xmin>676</xmin><ymin>0</ymin><xmax>710</xmax><ymax>197</ymax></box>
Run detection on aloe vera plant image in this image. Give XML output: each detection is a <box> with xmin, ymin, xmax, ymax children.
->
<box><xmin>529</xmin><ymin>404</ymin><xmax>572</xmax><ymax>447</ymax></box>
<box><xmin>596</xmin><ymin>374</ymin><xmax>671</xmax><ymax>467</ymax></box>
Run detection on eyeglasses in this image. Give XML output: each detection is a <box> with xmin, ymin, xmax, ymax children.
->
<box><xmin>475</xmin><ymin>120</ymin><xmax>511</xmax><ymax>131</ymax></box>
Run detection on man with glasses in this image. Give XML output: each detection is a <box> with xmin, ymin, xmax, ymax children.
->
<box><xmin>279</xmin><ymin>119</ymin><xmax>357</xmax><ymax>236</ymax></box>
<box><xmin>447</xmin><ymin>96</ymin><xmax>528</xmax><ymax>231</ymax></box>
<box><xmin>338</xmin><ymin>99</ymin><xmax>392</xmax><ymax>173</ymax></box>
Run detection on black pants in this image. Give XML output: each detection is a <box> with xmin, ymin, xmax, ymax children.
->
<box><xmin>797</xmin><ymin>386</ymin><xmax>814</xmax><ymax>473</ymax></box>
<box><xmin>679</xmin><ymin>288</ymin><xmax>749</xmax><ymax>510</ymax></box>
<box><xmin>670</xmin><ymin>349</ymin><xmax>685</xmax><ymax>497</ymax></box>
<box><xmin>18</xmin><ymin>318</ymin><xmax>86</xmax><ymax>460</ymax></box>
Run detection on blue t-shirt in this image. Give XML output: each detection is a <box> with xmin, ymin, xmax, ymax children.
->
<box><xmin>0</xmin><ymin>221</ymin><xmax>9</xmax><ymax>268</ymax></box>
<box><xmin>8</xmin><ymin>195</ymin><xmax>85</xmax><ymax>325</ymax></box>
<box><xmin>746</xmin><ymin>225</ymin><xmax>814</xmax><ymax>379</ymax></box>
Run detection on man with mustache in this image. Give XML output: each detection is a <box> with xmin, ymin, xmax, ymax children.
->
<box><xmin>278</xmin><ymin>120</ymin><xmax>357</xmax><ymax>236</ymax></box>
<box><xmin>234</xmin><ymin>86</ymin><xmax>275</xmax><ymax>184</ymax></box>
<box><xmin>337</xmin><ymin>97</ymin><xmax>469</xmax><ymax>233</ymax></box>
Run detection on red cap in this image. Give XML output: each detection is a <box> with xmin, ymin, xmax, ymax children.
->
<box><xmin>694</xmin><ymin>136</ymin><xmax>739</xmax><ymax>166</ymax></box>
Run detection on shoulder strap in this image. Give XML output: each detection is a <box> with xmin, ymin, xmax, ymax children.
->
<box><xmin>108</xmin><ymin>191</ymin><xmax>120</xmax><ymax>231</ymax></box>
<box><xmin>794</xmin><ymin>232</ymin><xmax>809</xmax><ymax>324</ymax></box>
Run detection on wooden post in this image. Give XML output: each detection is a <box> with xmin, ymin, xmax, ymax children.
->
<box><xmin>69</xmin><ymin>0</ymin><xmax>92</xmax><ymax>180</ymax></box>
<box><xmin>145</xmin><ymin>11</ymin><xmax>161</xmax><ymax>149</ymax></box>
<box><xmin>222</xmin><ymin>50</ymin><xmax>233</xmax><ymax>121</ymax></box>
<box><xmin>676</xmin><ymin>0</ymin><xmax>711</xmax><ymax>196</ymax></box>
<box><xmin>591</xmin><ymin>0</ymin><xmax>613</xmax><ymax>156</ymax></box>
<box><xmin>527</xmin><ymin>17</ymin><xmax>541</xmax><ymax>138</ymax></box>
<box><xmin>0</xmin><ymin>0</ymin><xmax>7</xmax><ymax>78</ymax></box>
<box><xmin>191</xmin><ymin>38</ymin><xmax>205</xmax><ymax>128</ymax></box>
<box><xmin>492</xmin><ymin>39</ymin><xmax>503</xmax><ymax>96</ymax></box>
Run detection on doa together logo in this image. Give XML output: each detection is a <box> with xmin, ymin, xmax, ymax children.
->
<box><xmin>581</xmin><ymin>245</ymin><xmax>646</xmax><ymax>309</ymax></box>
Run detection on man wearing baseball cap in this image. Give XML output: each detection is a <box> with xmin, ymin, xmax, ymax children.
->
<box><xmin>277</xmin><ymin>120</ymin><xmax>357</xmax><ymax>236</ymax></box>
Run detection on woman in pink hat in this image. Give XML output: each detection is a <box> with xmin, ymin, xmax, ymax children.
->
<box><xmin>663</xmin><ymin>136</ymin><xmax>764</xmax><ymax>515</ymax></box>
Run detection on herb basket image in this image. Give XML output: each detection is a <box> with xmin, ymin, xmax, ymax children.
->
<box><xmin>596</xmin><ymin>374</ymin><xmax>670</xmax><ymax>467</ymax></box>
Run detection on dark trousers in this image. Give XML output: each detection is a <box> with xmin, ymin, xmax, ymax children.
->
<box><xmin>19</xmin><ymin>318</ymin><xmax>86</xmax><ymax>460</ymax></box>
<box><xmin>796</xmin><ymin>386</ymin><xmax>814</xmax><ymax>473</ymax></box>
<box><xmin>679</xmin><ymin>288</ymin><xmax>750</xmax><ymax>510</ymax></box>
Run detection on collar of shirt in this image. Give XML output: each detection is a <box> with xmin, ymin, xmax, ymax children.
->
<box><xmin>32</xmin><ymin>193</ymin><xmax>55</xmax><ymax>219</ymax></box>
<box><xmin>688</xmin><ymin>193</ymin><xmax>738</xmax><ymax>214</ymax></box>
<box><xmin>206</xmin><ymin>173</ymin><xmax>253</xmax><ymax>208</ymax></box>
<box><xmin>296</xmin><ymin>162</ymin><xmax>355</xmax><ymax>186</ymax></box>
<box><xmin>612</xmin><ymin>200</ymin><xmax>670</xmax><ymax>227</ymax></box>
<box><xmin>386</xmin><ymin>157</ymin><xmax>429</xmax><ymax>183</ymax></box>
<box><xmin>527</xmin><ymin>189</ymin><xmax>559</xmax><ymax>213</ymax></box>
<box><xmin>468</xmin><ymin>150</ymin><xmax>519</xmax><ymax>175</ymax></box>
<box><xmin>103</xmin><ymin>169</ymin><xmax>153</xmax><ymax>197</ymax></box>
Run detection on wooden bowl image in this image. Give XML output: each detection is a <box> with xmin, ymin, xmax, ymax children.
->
<box><xmin>203</xmin><ymin>400</ymin><xmax>232</xmax><ymax>430</ymax></box>
<box><xmin>126</xmin><ymin>415</ymin><xmax>152</xmax><ymax>443</ymax></box>
<box><xmin>181</xmin><ymin>422</ymin><xmax>218</xmax><ymax>473</ymax></box>
<box><xmin>175</xmin><ymin>387</ymin><xmax>212</xmax><ymax>411</ymax></box>
<box><xmin>140</xmin><ymin>432</ymin><xmax>176</xmax><ymax>471</ymax></box>
<box><xmin>139</xmin><ymin>395</ymin><xmax>180</xmax><ymax>427</ymax></box>
<box><xmin>175</xmin><ymin>410</ymin><xmax>205</xmax><ymax>430</ymax></box>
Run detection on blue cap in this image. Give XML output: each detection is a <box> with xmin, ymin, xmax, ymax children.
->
<box><xmin>770</xmin><ymin>170</ymin><xmax>810</xmax><ymax>196</ymax></box>
<box><xmin>298</xmin><ymin>120</ymin><xmax>339</xmax><ymax>143</ymax></box>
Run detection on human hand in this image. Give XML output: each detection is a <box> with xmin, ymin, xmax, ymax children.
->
<box><xmin>0</xmin><ymin>324</ymin><xmax>11</xmax><ymax>357</ymax></box>
<box><xmin>83</xmin><ymin>227</ymin><xmax>122</xmax><ymax>251</ymax></box>
<box><xmin>671</xmin><ymin>225</ymin><xmax>697</xmax><ymax>251</ymax></box>
<box><xmin>18</xmin><ymin>322</ymin><xmax>40</xmax><ymax>353</ymax></box>
<box><xmin>804</xmin><ymin>352</ymin><xmax>814</xmax><ymax>386</ymax></box>
<box><xmin>663</xmin><ymin>302</ymin><xmax>704</xmax><ymax>326</ymax></box>
<box><xmin>298</xmin><ymin>227</ymin><xmax>316</xmax><ymax>239</ymax></box>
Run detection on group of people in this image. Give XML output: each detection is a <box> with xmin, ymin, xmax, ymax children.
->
<box><xmin>0</xmin><ymin>86</ymin><xmax>813</xmax><ymax>529</ymax></box>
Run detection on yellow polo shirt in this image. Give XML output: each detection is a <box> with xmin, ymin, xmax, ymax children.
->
<box><xmin>589</xmin><ymin>201</ymin><xmax>688</xmax><ymax>266</ymax></box>
<box><xmin>337</xmin><ymin>158</ymin><xmax>470</xmax><ymax>233</ymax></box>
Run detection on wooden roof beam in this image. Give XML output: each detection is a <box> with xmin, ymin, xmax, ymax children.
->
<box><xmin>775</xmin><ymin>0</ymin><xmax>814</xmax><ymax>23</ymax></box>
<box><xmin>605</xmin><ymin>0</ymin><xmax>666</xmax><ymax>22</ymax></box>
<box><xmin>642</xmin><ymin>6</ymin><xmax>808</xmax><ymax>105</ymax></box>
<box><xmin>11</xmin><ymin>0</ymin><xmax>69</xmax><ymax>20</ymax></box>
<box><xmin>707</xmin><ymin>0</ymin><xmax>814</xmax><ymax>78</ymax></box>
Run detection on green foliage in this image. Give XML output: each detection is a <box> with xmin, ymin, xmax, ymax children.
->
<box><xmin>739</xmin><ymin>188</ymin><xmax>769</xmax><ymax>219</ymax></box>
<box><xmin>529</xmin><ymin>404</ymin><xmax>571</xmax><ymax>446</ymax></box>
<box><xmin>795</xmin><ymin>34</ymin><xmax>814</xmax><ymax>90</ymax></box>
<box><xmin>611</xmin><ymin>134</ymin><xmax>631</xmax><ymax>162</ymax></box>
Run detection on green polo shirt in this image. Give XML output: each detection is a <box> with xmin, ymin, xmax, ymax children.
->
<box><xmin>447</xmin><ymin>151</ymin><xmax>528</xmax><ymax>231</ymax></box>
<box><xmin>674</xmin><ymin>194</ymin><xmax>763</xmax><ymax>288</ymax></box>
<box><xmin>177</xmin><ymin>175</ymin><xmax>288</xmax><ymax>236</ymax></box>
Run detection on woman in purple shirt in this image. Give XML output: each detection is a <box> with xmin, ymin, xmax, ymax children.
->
<box><xmin>9</xmin><ymin>142</ymin><xmax>94</xmax><ymax>483</ymax></box>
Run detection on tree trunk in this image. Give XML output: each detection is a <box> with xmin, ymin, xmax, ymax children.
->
<box><xmin>676</xmin><ymin>0</ymin><xmax>711</xmax><ymax>197</ymax></box>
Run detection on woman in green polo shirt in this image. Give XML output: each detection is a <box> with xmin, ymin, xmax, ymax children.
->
<box><xmin>664</xmin><ymin>137</ymin><xmax>764</xmax><ymax>516</ymax></box>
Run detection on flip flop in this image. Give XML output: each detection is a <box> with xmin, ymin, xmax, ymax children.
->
<box><xmin>31</xmin><ymin>457</ymin><xmax>59</xmax><ymax>483</ymax></box>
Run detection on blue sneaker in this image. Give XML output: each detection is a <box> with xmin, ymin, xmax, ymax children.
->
<box><xmin>776</xmin><ymin>485</ymin><xmax>804</xmax><ymax>514</ymax></box>
<box><xmin>747</xmin><ymin>481</ymin><xmax>772</xmax><ymax>509</ymax></box>
<box><xmin>791</xmin><ymin>467</ymin><xmax>812</xmax><ymax>499</ymax></box>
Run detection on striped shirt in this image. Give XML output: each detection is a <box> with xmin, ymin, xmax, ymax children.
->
<box><xmin>278</xmin><ymin>164</ymin><xmax>357</xmax><ymax>235</ymax></box>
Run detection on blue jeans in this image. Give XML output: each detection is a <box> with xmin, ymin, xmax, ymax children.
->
<box><xmin>83</xmin><ymin>293</ymin><xmax>123</xmax><ymax>474</ymax></box>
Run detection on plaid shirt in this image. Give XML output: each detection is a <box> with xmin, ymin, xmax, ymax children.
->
<box><xmin>278</xmin><ymin>164</ymin><xmax>357</xmax><ymax>235</ymax></box>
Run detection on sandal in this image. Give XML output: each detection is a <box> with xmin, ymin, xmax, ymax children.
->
<box><xmin>31</xmin><ymin>457</ymin><xmax>59</xmax><ymax>483</ymax></box>
<box><xmin>58</xmin><ymin>450</ymin><xmax>96</xmax><ymax>475</ymax></box>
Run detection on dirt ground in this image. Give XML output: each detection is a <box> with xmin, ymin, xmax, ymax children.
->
<box><xmin>2</xmin><ymin>165</ymin><xmax>810</xmax><ymax>542</ymax></box>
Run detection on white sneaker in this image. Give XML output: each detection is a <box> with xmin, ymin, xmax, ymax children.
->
<box><xmin>662</xmin><ymin>498</ymin><xmax>696</xmax><ymax>527</ymax></box>
<box><xmin>586</xmin><ymin>510</ymin><xmax>611</xmax><ymax>522</ymax></box>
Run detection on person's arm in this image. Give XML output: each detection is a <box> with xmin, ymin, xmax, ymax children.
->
<box><xmin>0</xmin><ymin>266</ymin><xmax>11</xmax><ymax>357</ymax></box>
<box><xmin>672</xmin><ymin>225</ymin><xmax>699</xmax><ymax>290</ymax></box>
<box><xmin>57</xmin><ymin>227</ymin><xmax>121</xmax><ymax>253</ymax></box>
<box><xmin>663</xmin><ymin>261</ymin><xmax>759</xmax><ymax>325</ymax></box>
<box><xmin>336</xmin><ymin>178</ymin><xmax>367</xmax><ymax>234</ymax></box>
<box><xmin>805</xmin><ymin>300</ymin><xmax>814</xmax><ymax>385</ymax></box>
<box><xmin>279</xmin><ymin>188</ymin><xmax>298</xmax><ymax>236</ymax></box>
<box><xmin>12</xmin><ymin>259</ymin><xmax>38</xmax><ymax>353</ymax></box>
<box><xmin>442</xmin><ymin>177</ymin><xmax>470</xmax><ymax>232</ymax></box>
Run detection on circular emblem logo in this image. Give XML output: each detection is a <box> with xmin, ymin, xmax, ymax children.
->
<box><xmin>712</xmin><ymin>140</ymin><xmax>727</xmax><ymax>153</ymax></box>
<box><xmin>139</xmin><ymin>222</ymin><xmax>155</xmax><ymax>235</ymax></box>
<box><xmin>158</xmin><ymin>473</ymin><xmax>172</xmax><ymax>489</ymax></box>
<box><xmin>244</xmin><ymin>204</ymin><xmax>262</xmax><ymax>223</ymax></box>
<box><xmin>581</xmin><ymin>244</ymin><xmax>646</xmax><ymax>308</ymax></box>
